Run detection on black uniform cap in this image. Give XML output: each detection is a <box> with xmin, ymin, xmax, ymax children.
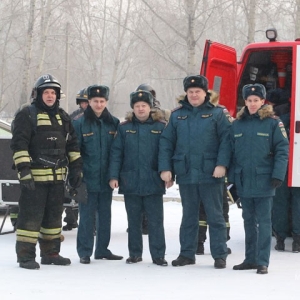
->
<box><xmin>183</xmin><ymin>75</ymin><xmax>208</xmax><ymax>92</ymax></box>
<box><xmin>130</xmin><ymin>90</ymin><xmax>153</xmax><ymax>108</ymax></box>
<box><xmin>242</xmin><ymin>84</ymin><xmax>266</xmax><ymax>100</ymax></box>
<box><xmin>87</xmin><ymin>85</ymin><xmax>109</xmax><ymax>100</ymax></box>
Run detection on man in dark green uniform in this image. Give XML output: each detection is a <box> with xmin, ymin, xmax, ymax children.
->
<box><xmin>159</xmin><ymin>75</ymin><xmax>231</xmax><ymax>269</ymax></box>
<box><xmin>73</xmin><ymin>84</ymin><xmax>122</xmax><ymax>264</ymax></box>
<box><xmin>230</xmin><ymin>84</ymin><xmax>289</xmax><ymax>274</ymax></box>
<box><xmin>109</xmin><ymin>90</ymin><xmax>169</xmax><ymax>266</ymax></box>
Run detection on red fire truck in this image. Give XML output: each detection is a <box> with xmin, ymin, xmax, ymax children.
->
<box><xmin>200</xmin><ymin>28</ymin><xmax>300</xmax><ymax>187</ymax></box>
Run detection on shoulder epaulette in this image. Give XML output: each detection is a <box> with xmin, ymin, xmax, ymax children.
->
<box><xmin>120</xmin><ymin>120</ymin><xmax>129</xmax><ymax>125</ymax></box>
<box><xmin>217</xmin><ymin>104</ymin><xmax>225</xmax><ymax>108</ymax></box>
<box><xmin>171</xmin><ymin>105</ymin><xmax>182</xmax><ymax>112</ymax></box>
<box><xmin>158</xmin><ymin>119</ymin><xmax>167</xmax><ymax>125</ymax></box>
<box><xmin>73</xmin><ymin>112</ymin><xmax>84</xmax><ymax>121</ymax></box>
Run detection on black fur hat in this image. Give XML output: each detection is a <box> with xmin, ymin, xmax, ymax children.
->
<box><xmin>242</xmin><ymin>84</ymin><xmax>266</xmax><ymax>100</ymax></box>
<box><xmin>130</xmin><ymin>90</ymin><xmax>153</xmax><ymax>108</ymax></box>
<box><xmin>183</xmin><ymin>75</ymin><xmax>208</xmax><ymax>92</ymax></box>
<box><xmin>87</xmin><ymin>85</ymin><xmax>109</xmax><ymax>100</ymax></box>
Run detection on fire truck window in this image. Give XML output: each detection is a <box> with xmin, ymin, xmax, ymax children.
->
<box><xmin>237</xmin><ymin>50</ymin><xmax>292</xmax><ymax>110</ymax></box>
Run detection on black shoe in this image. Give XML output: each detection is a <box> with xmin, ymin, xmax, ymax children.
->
<box><xmin>95</xmin><ymin>253</ymin><xmax>123</xmax><ymax>260</ymax></box>
<box><xmin>233</xmin><ymin>262</ymin><xmax>257</xmax><ymax>270</ymax></box>
<box><xmin>172</xmin><ymin>256</ymin><xmax>195</xmax><ymax>267</ymax></box>
<box><xmin>62</xmin><ymin>223</ymin><xmax>78</xmax><ymax>231</ymax></box>
<box><xmin>275</xmin><ymin>238</ymin><xmax>285</xmax><ymax>251</ymax></box>
<box><xmin>257</xmin><ymin>265</ymin><xmax>268</xmax><ymax>274</ymax></box>
<box><xmin>227</xmin><ymin>247</ymin><xmax>232</xmax><ymax>255</ymax></box>
<box><xmin>41</xmin><ymin>254</ymin><xmax>71</xmax><ymax>265</ymax></box>
<box><xmin>152</xmin><ymin>258</ymin><xmax>168</xmax><ymax>266</ymax></box>
<box><xmin>196</xmin><ymin>243</ymin><xmax>204</xmax><ymax>255</ymax></box>
<box><xmin>126</xmin><ymin>256</ymin><xmax>142</xmax><ymax>264</ymax></box>
<box><xmin>19</xmin><ymin>260</ymin><xmax>40</xmax><ymax>270</ymax></box>
<box><xmin>214</xmin><ymin>258</ymin><xmax>226</xmax><ymax>269</ymax></box>
<box><xmin>80</xmin><ymin>257</ymin><xmax>90</xmax><ymax>264</ymax></box>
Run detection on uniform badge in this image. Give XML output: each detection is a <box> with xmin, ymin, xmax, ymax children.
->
<box><xmin>177</xmin><ymin>115</ymin><xmax>188</xmax><ymax>120</ymax></box>
<box><xmin>151</xmin><ymin>130</ymin><xmax>161</xmax><ymax>134</ymax></box>
<box><xmin>126</xmin><ymin>130</ymin><xmax>136</xmax><ymax>134</ymax></box>
<box><xmin>281</xmin><ymin>128</ymin><xmax>287</xmax><ymax>138</ymax></box>
<box><xmin>83</xmin><ymin>132</ymin><xmax>94</xmax><ymax>137</ymax></box>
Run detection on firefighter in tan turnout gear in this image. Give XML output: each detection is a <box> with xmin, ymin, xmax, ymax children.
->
<box><xmin>11</xmin><ymin>74</ymin><xmax>82</xmax><ymax>270</ymax></box>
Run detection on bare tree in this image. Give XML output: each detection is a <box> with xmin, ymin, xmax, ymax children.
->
<box><xmin>19</xmin><ymin>0</ymin><xmax>36</xmax><ymax>106</ymax></box>
<box><xmin>35</xmin><ymin>0</ymin><xmax>53</xmax><ymax>77</ymax></box>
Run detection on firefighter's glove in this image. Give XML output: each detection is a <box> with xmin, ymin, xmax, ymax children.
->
<box><xmin>18</xmin><ymin>167</ymin><xmax>35</xmax><ymax>191</ymax></box>
<box><xmin>271</xmin><ymin>178</ymin><xmax>282</xmax><ymax>189</ymax></box>
<box><xmin>69</xmin><ymin>169</ymin><xmax>82</xmax><ymax>189</ymax></box>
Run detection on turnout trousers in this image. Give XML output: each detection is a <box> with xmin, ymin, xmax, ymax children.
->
<box><xmin>272</xmin><ymin>176</ymin><xmax>300</xmax><ymax>239</ymax></box>
<box><xmin>16</xmin><ymin>183</ymin><xmax>65</xmax><ymax>263</ymax></box>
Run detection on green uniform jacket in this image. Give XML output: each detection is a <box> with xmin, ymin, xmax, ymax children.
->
<box><xmin>109</xmin><ymin>110</ymin><xmax>166</xmax><ymax>196</ymax></box>
<box><xmin>158</xmin><ymin>96</ymin><xmax>232</xmax><ymax>184</ymax></box>
<box><xmin>73</xmin><ymin>106</ymin><xmax>119</xmax><ymax>193</ymax></box>
<box><xmin>229</xmin><ymin>105</ymin><xmax>289</xmax><ymax>198</ymax></box>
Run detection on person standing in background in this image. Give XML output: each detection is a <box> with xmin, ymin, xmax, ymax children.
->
<box><xmin>63</xmin><ymin>88</ymin><xmax>89</xmax><ymax>231</ymax></box>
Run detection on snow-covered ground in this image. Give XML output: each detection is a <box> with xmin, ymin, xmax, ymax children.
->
<box><xmin>1</xmin><ymin>185</ymin><xmax>299</xmax><ymax>300</ymax></box>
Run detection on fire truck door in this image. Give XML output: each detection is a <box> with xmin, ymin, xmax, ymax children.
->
<box><xmin>200</xmin><ymin>40</ymin><xmax>237</xmax><ymax>116</ymax></box>
<box><xmin>289</xmin><ymin>45</ymin><xmax>300</xmax><ymax>187</ymax></box>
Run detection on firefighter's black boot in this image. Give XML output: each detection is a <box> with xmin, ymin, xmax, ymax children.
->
<box><xmin>41</xmin><ymin>254</ymin><xmax>71</xmax><ymax>265</ymax></box>
<box><xmin>62</xmin><ymin>223</ymin><xmax>78</xmax><ymax>231</ymax></box>
<box><xmin>19</xmin><ymin>260</ymin><xmax>40</xmax><ymax>270</ymax></box>
<box><xmin>292</xmin><ymin>234</ymin><xmax>300</xmax><ymax>253</ymax></box>
<box><xmin>275</xmin><ymin>236</ymin><xmax>285</xmax><ymax>251</ymax></box>
<box><xmin>196</xmin><ymin>241</ymin><xmax>204</xmax><ymax>255</ymax></box>
<box><xmin>196</xmin><ymin>225</ymin><xmax>207</xmax><ymax>255</ymax></box>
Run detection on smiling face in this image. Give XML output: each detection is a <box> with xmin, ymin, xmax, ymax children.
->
<box><xmin>186</xmin><ymin>87</ymin><xmax>206</xmax><ymax>107</ymax></box>
<box><xmin>245</xmin><ymin>95</ymin><xmax>265</xmax><ymax>114</ymax></box>
<box><xmin>133</xmin><ymin>101</ymin><xmax>151</xmax><ymax>122</ymax></box>
<box><xmin>42</xmin><ymin>88</ymin><xmax>57</xmax><ymax>107</ymax></box>
<box><xmin>88</xmin><ymin>97</ymin><xmax>107</xmax><ymax>117</ymax></box>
